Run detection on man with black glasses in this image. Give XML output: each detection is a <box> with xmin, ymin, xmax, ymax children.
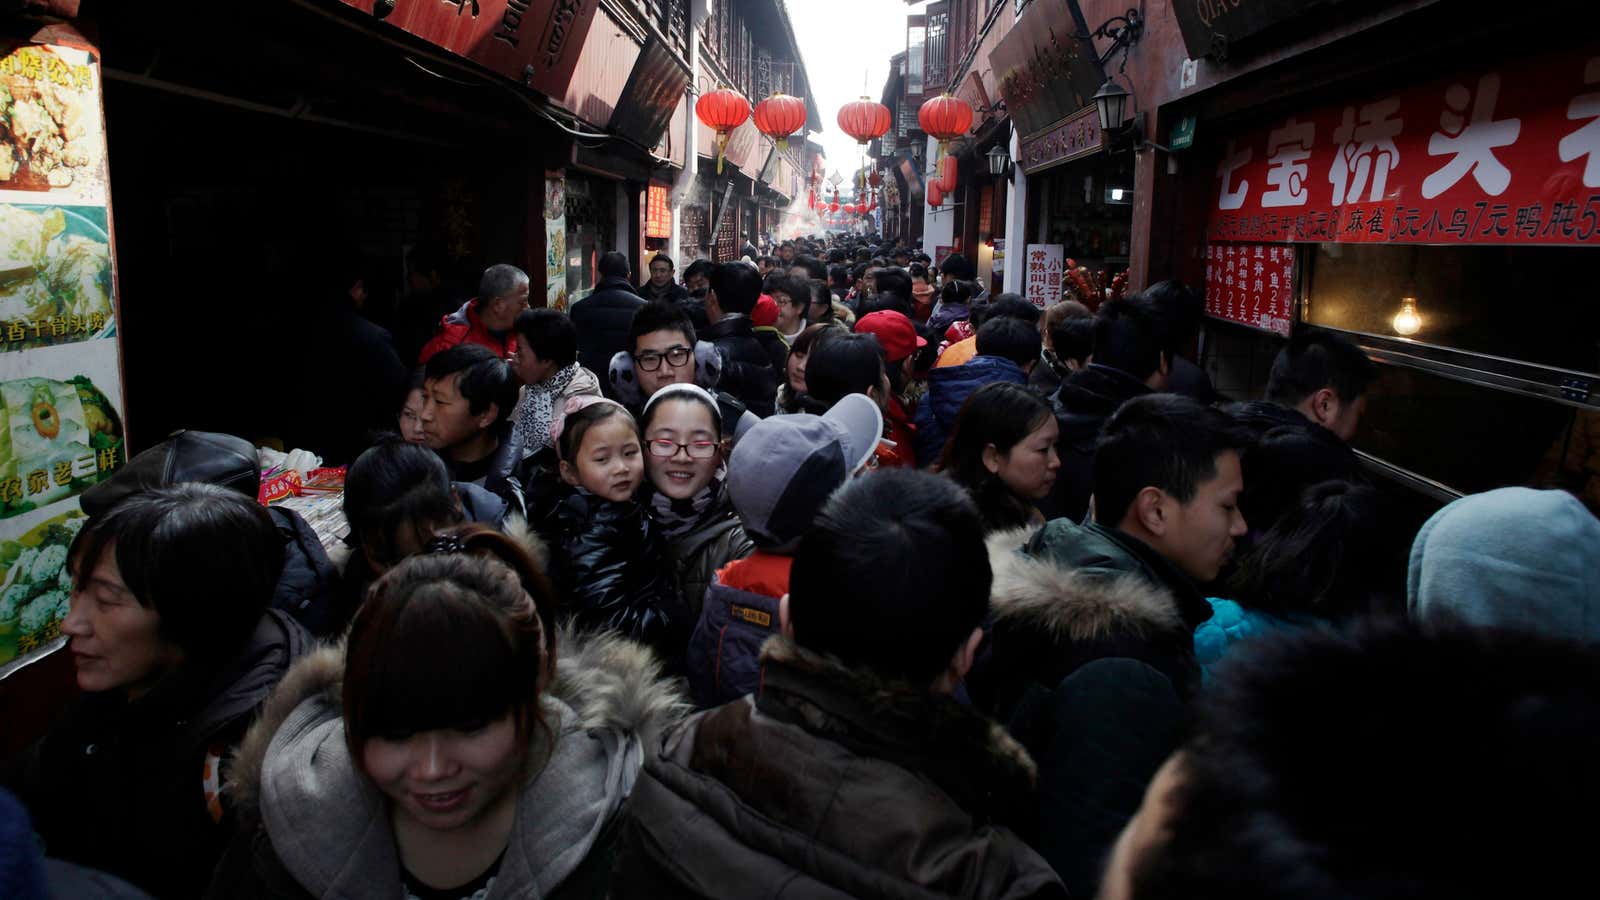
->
<box><xmin>610</xmin><ymin>302</ymin><xmax>759</xmax><ymax>444</ymax></box>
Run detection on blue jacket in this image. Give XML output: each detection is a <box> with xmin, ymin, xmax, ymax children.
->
<box><xmin>912</xmin><ymin>355</ymin><xmax>1029</xmax><ymax>466</ymax></box>
<box><xmin>1193</xmin><ymin>598</ymin><xmax>1304</xmax><ymax>683</ymax></box>
<box><xmin>685</xmin><ymin>578</ymin><xmax>782</xmax><ymax>709</ymax></box>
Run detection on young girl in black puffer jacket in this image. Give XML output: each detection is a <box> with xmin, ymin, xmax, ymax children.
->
<box><xmin>542</xmin><ymin>396</ymin><xmax>687</xmax><ymax>664</ymax></box>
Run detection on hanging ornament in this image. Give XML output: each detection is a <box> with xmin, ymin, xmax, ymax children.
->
<box><xmin>868</xmin><ymin>169</ymin><xmax>883</xmax><ymax>188</ymax></box>
<box><xmin>919</xmin><ymin>93</ymin><xmax>975</xmax><ymax>163</ymax></box>
<box><xmin>837</xmin><ymin>97</ymin><xmax>893</xmax><ymax>146</ymax></box>
<box><xmin>695</xmin><ymin>86</ymin><xmax>751</xmax><ymax>174</ymax></box>
<box><xmin>829</xmin><ymin>200</ymin><xmax>841</xmax><ymax>213</ymax></box>
<box><xmin>807</xmin><ymin>188</ymin><xmax>816</xmax><ymax>210</ymax></box>
<box><xmin>928</xmin><ymin>182</ymin><xmax>944</xmax><ymax>207</ymax></box>
<box><xmin>753</xmin><ymin>93</ymin><xmax>807</xmax><ymax>151</ymax></box>
<box><xmin>939</xmin><ymin>155</ymin><xmax>959</xmax><ymax>194</ymax></box>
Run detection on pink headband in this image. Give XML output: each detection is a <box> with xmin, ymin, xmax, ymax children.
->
<box><xmin>550</xmin><ymin>395</ymin><xmax>631</xmax><ymax>458</ymax></box>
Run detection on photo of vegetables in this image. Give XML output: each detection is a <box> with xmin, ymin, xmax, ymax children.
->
<box><xmin>0</xmin><ymin>374</ymin><xmax>123</xmax><ymax>520</ymax></box>
<box><xmin>0</xmin><ymin>508</ymin><xmax>81</xmax><ymax>665</ymax></box>
<box><xmin>0</xmin><ymin>203</ymin><xmax>114</xmax><ymax>352</ymax></box>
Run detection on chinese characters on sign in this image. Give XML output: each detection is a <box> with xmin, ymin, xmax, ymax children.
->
<box><xmin>644</xmin><ymin>183</ymin><xmax>672</xmax><ymax>239</ymax></box>
<box><xmin>1024</xmin><ymin>244</ymin><xmax>1065</xmax><ymax>309</ymax></box>
<box><xmin>1209</xmin><ymin>46</ymin><xmax>1600</xmax><ymax>245</ymax></box>
<box><xmin>1018</xmin><ymin>107</ymin><xmax>1103</xmax><ymax>175</ymax></box>
<box><xmin>1204</xmin><ymin>242</ymin><xmax>1295</xmax><ymax>337</ymax></box>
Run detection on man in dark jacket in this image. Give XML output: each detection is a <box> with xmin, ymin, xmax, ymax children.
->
<box><xmin>975</xmin><ymin>395</ymin><xmax>1249</xmax><ymax>899</ymax></box>
<box><xmin>420</xmin><ymin>345</ymin><xmax>523</xmax><ymax>513</ymax></box>
<box><xmin>570</xmin><ymin>251</ymin><xmax>646</xmax><ymax>388</ymax></box>
<box><xmin>1041</xmin><ymin>294</ymin><xmax>1171</xmax><ymax>522</ymax></box>
<box><xmin>915</xmin><ymin>316</ymin><xmax>1040</xmax><ymax>465</ymax></box>
<box><xmin>703</xmin><ymin>262</ymin><xmax>778</xmax><ymax>417</ymax></box>
<box><xmin>297</xmin><ymin>263</ymin><xmax>407</xmax><ymax>463</ymax></box>
<box><xmin>638</xmin><ymin>252</ymin><xmax>690</xmax><ymax>303</ymax></box>
<box><xmin>617</xmin><ymin>469</ymin><xmax>1067</xmax><ymax>899</ymax></box>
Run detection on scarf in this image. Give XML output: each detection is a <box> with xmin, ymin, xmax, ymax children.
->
<box><xmin>649</xmin><ymin>466</ymin><xmax>728</xmax><ymax>541</ymax></box>
<box><xmin>516</xmin><ymin>363</ymin><xmax>580</xmax><ymax>457</ymax></box>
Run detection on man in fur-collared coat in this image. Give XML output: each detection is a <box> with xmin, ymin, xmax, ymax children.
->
<box><xmin>614</xmin><ymin>469</ymin><xmax>1067</xmax><ymax>900</ymax></box>
<box><xmin>971</xmin><ymin>394</ymin><xmax>1251</xmax><ymax>899</ymax></box>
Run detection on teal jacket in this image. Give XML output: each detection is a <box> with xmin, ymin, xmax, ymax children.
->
<box><xmin>1193</xmin><ymin>598</ymin><xmax>1306</xmax><ymax>683</ymax></box>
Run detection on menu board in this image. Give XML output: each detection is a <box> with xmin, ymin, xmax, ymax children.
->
<box><xmin>0</xmin><ymin>38</ymin><xmax>125</xmax><ymax>677</ymax></box>
<box><xmin>1024</xmin><ymin>243</ymin><xmax>1064</xmax><ymax>309</ymax></box>
<box><xmin>1204</xmin><ymin>242</ymin><xmax>1295</xmax><ymax>337</ymax></box>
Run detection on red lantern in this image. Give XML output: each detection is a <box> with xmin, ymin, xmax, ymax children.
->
<box><xmin>868</xmin><ymin>169</ymin><xmax>883</xmax><ymax>188</ymax></box>
<box><xmin>696</xmin><ymin>86</ymin><xmax>751</xmax><ymax>174</ymax></box>
<box><xmin>829</xmin><ymin>200</ymin><xmax>840</xmax><ymax>213</ymax></box>
<box><xmin>753</xmin><ymin>93</ymin><xmax>807</xmax><ymax>151</ymax></box>
<box><xmin>938</xmin><ymin>155</ymin><xmax>959</xmax><ymax>193</ymax></box>
<box><xmin>927</xmin><ymin>182</ymin><xmax>944</xmax><ymax>207</ymax></box>
<box><xmin>919</xmin><ymin>93</ymin><xmax>974</xmax><ymax>158</ymax></box>
<box><xmin>837</xmin><ymin>97</ymin><xmax>892</xmax><ymax>146</ymax></box>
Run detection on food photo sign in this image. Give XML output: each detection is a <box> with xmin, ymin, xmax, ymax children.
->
<box><xmin>0</xmin><ymin>35</ymin><xmax>126</xmax><ymax>677</ymax></box>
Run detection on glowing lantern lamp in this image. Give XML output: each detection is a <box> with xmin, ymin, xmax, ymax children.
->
<box><xmin>753</xmin><ymin>93</ymin><xmax>807</xmax><ymax>151</ymax></box>
<box><xmin>919</xmin><ymin>93</ymin><xmax>974</xmax><ymax>160</ymax></box>
<box><xmin>829</xmin><ymin>200</ymin><xmax>841</xmax><ymax>213</ymax></box>
<box><xmin>696</xmin><ymin>86</ymin><xmax>751</xmax><ymax>174</ymax></box>
<box><xmin>1393</xmin><ymin>294</ymin><xmax>1423</xmax><ymax>336</ymax></box>
<box><xmin>837</xmin><ymin>97</ymin><xmax>893</xmax><ymax>146</ymax></box>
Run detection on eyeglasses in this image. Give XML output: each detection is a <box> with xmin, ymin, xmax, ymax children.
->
<box><xmin>648</xmin><ymin>438</ymin><xmax>719</xmax><ymax>459</ymax></box>
<box><xmin>634</xmin><ymin>346</ymin><xmax>693</xmax><ymax>371</ymax></box>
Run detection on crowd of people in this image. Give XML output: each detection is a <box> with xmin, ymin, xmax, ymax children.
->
<box><xmin>3</xmin><ymin>232</ymin><xmax>1598</xmax><ymax>900</ymax></box>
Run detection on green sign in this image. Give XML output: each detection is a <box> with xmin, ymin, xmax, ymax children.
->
<box><xmin>1170</xmin><ymin>115</ymin><xmax>1196</xmax><ymax>151</ymax></box>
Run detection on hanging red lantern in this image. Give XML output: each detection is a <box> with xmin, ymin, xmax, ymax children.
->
<box><xmin>752</xmin><ymin>93</ymin><xmax>807</xmax><ymax>151</ymax></box>
<box><xmin>868</xmin><ymin>169</ymin><xmax>883</xmax><ymax>188</ymax></box>
<box><xmin>695</xmin><ymin>86</ymin><xmax>751</xmax><ymax>174</ymax></box>
<box><xmin>919</xmin><ymin>93</ymin><xmax>974</xmax><ymax>159</ymax></box>
<box><xmin>829</xmin><ymin>200</ymin><xmax>840</xmax><ymax>213</ymax></box>
<box><xmin>927</xmin><ymin>182</ymin><xmax>944</xmax><ymax>207</ymax></box>
<box><xmin>938</xmin><ymin>155</ymin><xmax>959</xmax><ymax>194</ymax></box>
<box><xmin>836</xmin><ymin>97</ymin><xmax>892</xmax><ymax>146</ymax></box>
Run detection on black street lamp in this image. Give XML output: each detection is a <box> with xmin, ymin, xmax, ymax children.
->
<box><xmin>1092</xmin><ymin>79</ymin><xmax>1130</xmax><ymax>134</ymax></box>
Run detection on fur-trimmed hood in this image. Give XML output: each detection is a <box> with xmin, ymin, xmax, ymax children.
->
<box><xmin>224</xmin><ymin>626</ymin><xmax>686</xmax><ymax>897</ymax></box>
<box><xmin>986</xmin><ymin>526</ymin><xmax>1187</xmax><ymax>641</ymax></box>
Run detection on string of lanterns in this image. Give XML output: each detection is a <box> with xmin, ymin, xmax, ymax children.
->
<box><xmin>693</xmin><ymin>87</ymin><xmax>975</xmax><ymax>217</ymax></box>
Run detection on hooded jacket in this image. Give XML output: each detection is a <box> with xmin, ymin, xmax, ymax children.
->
<box><xmin>702</xmin><ymin>315</ymin><xmax>779</xmax><ymax>418</ymax></box>
<box><xmin>2</xmin><ymin>610</ymin><xmax>310</xmax><ymax>900</ymax></box>
<box><xmin>913</xmin><ymin>355</ymin><xmax>1030</xmax><ymax>467</ymax></box>
<box><xmin>976</xmin><ymin>523</ymin><xmax>1207</xmax><ymax>898</ymax></box>
<box><xmin>570</xmin><ymin>277</ymin><xmax>646</xmax><ymax>389</ymax></box>
<box><xmin>418</xmin><ymin>297</ymin><xmax>518</xmax><ymax>364</ymax></box>
<box><xmin>927</xmin><ymin>301</ymin><xmax>971</xmax><ymax>338</ymax></box>
<box><xmin>1039</xmin><ymin>364</ymin><xmax>1152</xmax><ymax>522</ymax></box>
<box><xmin>207</xmin><ymin>627</ymin><xmax>688</xmax><ymax>900</ymax></box>
<box><xmin>614</xmin><ymin>636</ymin><xmax>1068</xmax><ymax>900</ymax></box>
<box><xmin>1408</xmin><ymin>487</ymin><xmax>1600</xmax><ymax>642</ymax></box>
<box><xmin>543</xmin><ymin>489</ymin><xmax>689</xmax><ymax>662</ymax></box>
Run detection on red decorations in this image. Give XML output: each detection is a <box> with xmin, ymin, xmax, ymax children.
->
<box><xmin>807</xmin><ymin>188</ymin><xmax>817</xmax><ymax>210</ymax></box>
<box><xmin>829</xmin><ymin>200</ymin><xmax>841</xmax><ymax>213</ymax></box>
<box><xmin>1204</xmin><ymin>243</ymin><xmax>1294</xmax><ymax>336</ymax></box>
<box><xmin>644</xmin><ymin>183</ymin><xmax>672</xmax><ymax>239</ymax></box>
<box><xmin>919</xmin><ymin>93</ymin><xmax>974</xmax><ymax>157</ymax></box>
<box><xmin>868</xmin><ymin>169</ymin><xmax>883</xmax><ymax>188</ymax></box>
<box><xmin>696</xmin><ymin>86</ymin><xmax>751</xmax><ymax>174</ymax></box>
<box><xmin>753</xmin><ymin>93</ymin><xmax>807</xmax><ymax>151</ymax></box>
<box><xmin>837</xmin><ymin>97</ymin><xmax>892</xmax><ymax>146</ymax></box>
<box><xmin>927</xmin><ymin>182</ymin><xmax>944</xmax><ymax>207</ymax></box>
<box><xmin>938</xmin><ymin>155</ymin><xmax>959</xmax><ymax>194</ymax></box>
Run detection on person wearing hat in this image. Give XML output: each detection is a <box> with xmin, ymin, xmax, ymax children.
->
<box><xmin>615</xmin><ymin>469</ymin><xmax>1067</xmax><ymax>899</ymax></box>
<box><xmin>682</xmin><ymin>394</ymin><xmax>883</xmax><ymax>709</ymax></box>
<box><xmin>854</xmin><ymin>310</ymin><xmax>925</xmax><ymax>468</ymax></box>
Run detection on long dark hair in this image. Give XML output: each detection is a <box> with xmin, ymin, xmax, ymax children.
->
<box><xmin>344</xmin><ymin>438</ymin><xmax>462</xmax><ymax>572</ymax></box>
<box><xmin>344</xmin><ymin>524</ymin><xmax>559</xmax><ymax>768</ymax></box>
<box><xmin>937</xmin><ymin>383</ymin><xmax>1054</xmax><ymax>533</ymax></box>
<box><xmin>799</xmin><ymin>332</ymin><xmax>884</xmax><ymax>413</ymax></box>
<box><xmin>1225</xmin><ymin>479</ymin><xmax>1386</xmax><ymax>618</ymax></box>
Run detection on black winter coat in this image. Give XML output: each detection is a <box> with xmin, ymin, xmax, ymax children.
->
<box><xmin>1</xmin><ymin>610</ymin><xmax>310</xmax><ymax>900</ymax></box>
<box><xmin>638</xmin><ymin>280</ymin><xmax>690</xmax><ymax>303</ymax></box>
<box><xmin>542</xmin><ymin>489</ymin><xmax>688</xmax><ymax>663</ymax></box>
<box><xmin>265</xmin><ymin>507</ymin><xmax>341</xmax><ymax>638</ymax></box>
<box><xmin>570</xmin><ymin>278</ymin><xmax>646</xmax><ymax>392</ymax></box>
<box><xmin>1039</xmin><ymin>364</ymin><xmax>1152</xmax><ymax>522</ymax></box>
<box><xmin>702</xmin><ymin>315</ymin><xmax>778</xmax><ymax>417</ymax></box>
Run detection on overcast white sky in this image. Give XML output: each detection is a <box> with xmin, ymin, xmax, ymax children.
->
<box><xmin>788</xmin><ymin>0</ymin><xmax>927</xmax><ymax>184</ymax></box>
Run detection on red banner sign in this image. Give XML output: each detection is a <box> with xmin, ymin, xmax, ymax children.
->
<box><xmin>1209</xmin><ymin>45</ymin><xmax>1600</xmax><ymax>245</ymax></box>
<box><xmin>337</xmin><ymin>0</ymin><xmax>598</xmax><ymax>101</ymax></box>
<box><xmin>645</xmin><ymin>183</ymin><xmax>672</xmax><ymax>239</ymax></box>
<box><xmin>1204</xmin><ymin>242</ymin><xmax>1295</xmax><ymax>336</ymax></box>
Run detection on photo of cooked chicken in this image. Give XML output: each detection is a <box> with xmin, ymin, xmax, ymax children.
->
<box><xmin>0</xmin><ymin>43</ymin><xmax>105</xmax><ymax>199</ymax></box>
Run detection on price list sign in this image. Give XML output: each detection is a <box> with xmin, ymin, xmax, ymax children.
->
<box><xmin>1204</xmin><ymin>242</ymin><xmax>1295</xmax><ymax>336</ymax></box>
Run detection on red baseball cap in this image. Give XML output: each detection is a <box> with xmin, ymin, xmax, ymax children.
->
<box><xmin>855</xmin><ymin>310</ymin><xmax>927</xmax><ymax>362</ymax></box>
<box><xmin>753</xmin><ymin>293</ymin><xmax>780</xmax><ymax>328</ymax></box>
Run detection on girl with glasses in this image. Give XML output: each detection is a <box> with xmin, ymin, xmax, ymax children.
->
<box><xmin>640</xmin><ymin>384</ymin><xmax>754</xmax><ymax>620</ymax></box>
